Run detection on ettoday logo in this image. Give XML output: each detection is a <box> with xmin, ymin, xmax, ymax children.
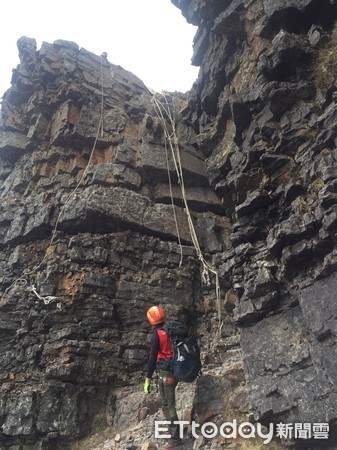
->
<box><xmin>155</xmin><ymin>420</ymin><xmax>274</xmax><ymax>444</ymax></box>
<box><xmin>155</xmin><ymin>420</ymin><xmax>330</xmax><ymax>444</ymax></box>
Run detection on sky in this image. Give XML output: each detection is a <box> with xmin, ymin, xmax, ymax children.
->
<box><xmin>0</xmin><ymin>0</ymin><xmax>199</xmax><ymax>98</ymax></box>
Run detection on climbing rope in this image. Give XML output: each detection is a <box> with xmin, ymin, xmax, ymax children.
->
<box><xmin>164</xmin><ymin>133</ymin><xmax>184</xmax><ymax>267</ymax></box>
<box><xmin>152</xmin><ymin>96</ymin><xmax>183</xmax><ymax>268</ymax></box>
<box><xmin>4</xmin><ymin>54</ymin><xmax>107</xmax><ymax>304</ymax></box>
<box><xmin>100</xmin><ymin>53</ymin><xmax>105</xmax><ymax>137</ymax></box>
<box><xmin>152</xmin><ymin>93</ymin><xmax>223</xmax><ymax>339</ymax></box>
<box><xmin>31</xmin><ymin>285</ymin><xmax>61</xmax><ymax>309</ymax></box>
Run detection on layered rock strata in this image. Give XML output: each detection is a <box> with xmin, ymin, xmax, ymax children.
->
<box><xmin>0</xmin><ymin>37</ymin><xmax>234</xmax><ymax>449</ymax></box>
<box><xmin>1</xmin><ymin>0</ymin><xmax>337</xmax><ymax>448</ymax></box>
<box><xmin>175</xmin><ymin>0</ymin><xmax>337</xmax><ymax>446</ymax></box>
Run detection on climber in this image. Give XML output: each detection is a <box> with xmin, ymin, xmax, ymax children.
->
<box><xmin>144</xmin><ymin>305</ymin><xmax>183</xmax><ymax>450</ymax></box>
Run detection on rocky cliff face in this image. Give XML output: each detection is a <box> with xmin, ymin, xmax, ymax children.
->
<box><xmin>175</xmin><ymin>0</ymin><xmax>337</xmax><ymax>446</ymax></box>
<box><xmin>0</xmin><ymin>37</ymin><xmax>233</xmax><ymax>450</ymax></box>
<box><xmin>1</xmin><ymin>0</ymin><xmax>337</xmax><ymax>449</ymax></box>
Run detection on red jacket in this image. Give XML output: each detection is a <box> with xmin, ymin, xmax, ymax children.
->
<box><xmin>146</xmin><ymin>325</ymin><xmax>173</xmax><ymax>378</ymax></box>
<box><xmin>157</xmin><ymin>329</ymin><xmax>173</xmax><ymax>360</ymax></box>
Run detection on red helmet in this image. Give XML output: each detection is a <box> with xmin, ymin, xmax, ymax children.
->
<box><xmin>147</xmin><ymin>305</ymin><xmax>165</xmax><ymax>325</ymax></box>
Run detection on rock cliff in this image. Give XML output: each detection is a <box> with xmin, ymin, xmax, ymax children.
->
<box><xmin>1</xmin><ymin>0</ymin><xmax>337</xmax><ymax>448</ymax></box>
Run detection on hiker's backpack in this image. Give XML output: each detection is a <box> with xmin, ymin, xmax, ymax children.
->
<box><xmin>163</xmin><ymin>320</ymin><xmax>202</xmax><ymax>383</ymax></box>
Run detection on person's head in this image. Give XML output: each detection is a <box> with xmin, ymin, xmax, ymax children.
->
<box><xmin>147</xmin><ymin>305</ymin><xmax>165</xmax><ymax>326</ymax></box>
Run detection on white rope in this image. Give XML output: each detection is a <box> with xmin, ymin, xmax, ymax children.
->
<box><xmin>47</xmin><ymin>114</ymin><xmax>102</xmax><ymax>249</ymax></box>
<box><xmin>4</xmin><ymin>54</ymin><xmax>107</xmax><ymax>304</ymax></box>
<box><xmin>164</xmin><ymin>132</ymin><xmax>184</xmax><ymax>267</ymax></box>
<box><xmin>47</xmin><ymin>54</ymin><xmax>107</xmax><ymax>249</ymax></box>
<box><xmin>152</xmin><ymin>93</ymin><xmax>223</xmax><ymax>338</ymax></box>
<box><xmin>31</xmin><ymin>285</ymin><xmax>58</xmax><ymax>305</ymax></box>
<box><xmin>153</xmin><ymin>97</ymin><xmax>184</xmax><ymax>267</ymax></box>
<box><xmin>100</xmin><ymin>54</ymin><xmax>105</xmax><ymax>137</ymax></box>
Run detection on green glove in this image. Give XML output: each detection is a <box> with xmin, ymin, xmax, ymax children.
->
<box><xmin>144</xmin><ymin>378</ymin><xmax>151</xmax><ymax>394</ymax></box>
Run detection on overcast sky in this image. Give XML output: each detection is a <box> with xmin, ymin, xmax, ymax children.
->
<box><xmin>0</xmin><ymin>0</ymin><xmax>199</xmax><ymax>98</ymax></box>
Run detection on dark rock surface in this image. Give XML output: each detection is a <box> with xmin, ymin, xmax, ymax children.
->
<box><xmin>2</xmin><ymin>0</ymin><xmax>337</xmax><ymax>447</ymax></box>
<box><xmin>176</xmin><ymin>0</ymin><xmax>337</xmax><ymax>447</ymax></box>
<box><xmin>0</xmin><ymin>37</ymin><xmax>233</xmax><ymax>449</ymax></box>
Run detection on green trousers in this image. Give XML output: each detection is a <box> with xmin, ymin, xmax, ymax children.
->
<box><xmin>158</xmin><ymin>369</ymin><xmax>182</xmax><ymax>445</ymax></box>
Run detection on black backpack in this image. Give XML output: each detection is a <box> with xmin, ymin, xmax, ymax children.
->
<box><xmin>164</xmin><ymin>320</ymin><xmax>202</xmax><ymax>383</ymax></box>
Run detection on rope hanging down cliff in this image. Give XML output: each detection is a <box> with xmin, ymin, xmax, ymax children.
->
<box><xmin>152</xmin><ymin>92</ymin><xmax>222</xmax><ymax>332</ymax></box>
<box><xmin>4</xmin><ymin>53</ymin><xmax>107</xmax><ymax>303</ymax></box>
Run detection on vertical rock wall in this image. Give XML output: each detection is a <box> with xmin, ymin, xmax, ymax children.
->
<box><xmin>174</xmin><ymin>0</ymin><xmax>337</xmax><ymax>446</ymax></box>
<box><xmin>0</xmin><ymin>38</ymin><xmax>233</xmax><ymax>448</ymax></box>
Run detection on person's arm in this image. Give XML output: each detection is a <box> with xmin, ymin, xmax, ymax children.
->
<box><xmin>146</xmin><ymin>330</ymin><xmax>159</xmax><ymax>379</ymax></box>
